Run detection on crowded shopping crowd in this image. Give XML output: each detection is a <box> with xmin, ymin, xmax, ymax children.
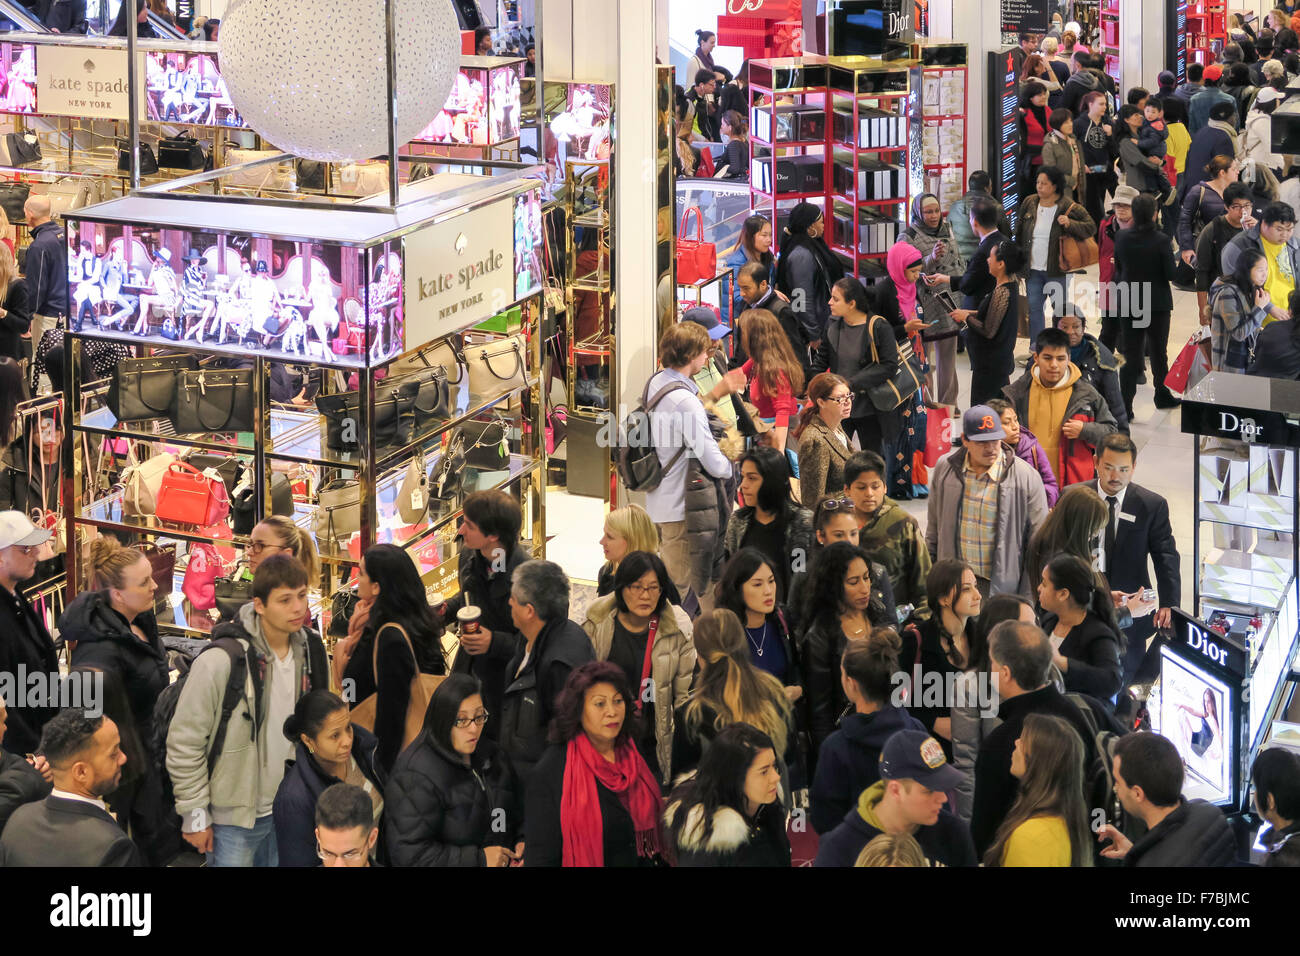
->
<box><xmin>4</xmin><ymin>22</ymin><xmax>1300</xmax><ymax>872</ymax></box>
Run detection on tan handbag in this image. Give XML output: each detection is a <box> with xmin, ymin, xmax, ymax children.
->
<box><xmin>225</xmin><ymin>148</ymin><xmax>296</xmax><ymax>191</ymax></box>
<box><xmin>392</xmin><ymin>336</ymin><xmax>466</xmax><ymax>384</ymax></box>
<box><xmin>334</xmin><ymin>162</ymin><xmax>389</xmax><ymax>196</ymax></box>
<box><xmin>123</xmin><ymin>448</ymin><xmax>177</xmax><ymax>516</ymax></box>
<box><xmin>465</xmin><ymin>334</ymin><xmax>527</xmax><ymax>399</ymax></box>
<box><xmin>396</xmin><ymin>455</ymin><xmax>430</xmax><ymax>525</ymax></box>
<box><xmin>350</xmin><ymin>622</ymin><xmax>443</xmax><ymax>751</ymax></box>
<box><xmin>1058</xmin><ymin>204</ymin><xmax>1099</xmax><ymax>272</ymax></box>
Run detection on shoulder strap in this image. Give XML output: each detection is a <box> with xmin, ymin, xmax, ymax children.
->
<box><xmin>373</xmin><ymin>621</ymin><xmax>418</xmax><ymax>683</ymax></box>
<box><xmin>206</xmin><ymin>638</ymin><xmax>250</xmax><ymax>775</ymax></box>
<box><xmin>866</xmin><ymin>316</ymin><xmax>883</xmax><ymax>365</ymax></box>
<box><xmin>644</xmin><ymin>377</ymin><xmax>692</xmax><ymax>411</ymax></box>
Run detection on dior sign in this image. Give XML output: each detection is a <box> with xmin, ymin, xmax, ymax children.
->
<box><xmin>1219</xmin><ymin>412</ymin><xmax>1262</xmax><ymax>443</ymax></box>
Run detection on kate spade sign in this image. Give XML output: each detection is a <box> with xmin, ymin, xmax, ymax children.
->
<box><xmin>36</xmin><ymin>45</ymin><xmax>144</xmax><ymax>120</ymax></box>
<box><xmin>403</xmin><ymin>198</ymin><xmax>515</xmax><ymax>348</ymax></box>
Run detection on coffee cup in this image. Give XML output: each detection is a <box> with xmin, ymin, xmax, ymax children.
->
<box><xmin>457</xmin><ymin>606</ymin><xmax>482</xmax><ymax>635</ymax></box>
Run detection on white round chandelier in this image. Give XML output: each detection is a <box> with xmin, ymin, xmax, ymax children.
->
<box><xmin>218</xmin><ymin>0</ymin><xmax>461</xmax><ymax>163</ymax></box>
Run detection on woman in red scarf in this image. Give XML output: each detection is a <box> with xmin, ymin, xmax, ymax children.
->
<box><xmin>524</xmin><ymin>662</ymin><xmax>667</xmax><ymax>867</ymax></box>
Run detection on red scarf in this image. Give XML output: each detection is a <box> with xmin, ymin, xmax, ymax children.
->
<box><xmin>560</xmin><ymin>733</ymin><xmax>664</xmax><ymax>867</ymax></box>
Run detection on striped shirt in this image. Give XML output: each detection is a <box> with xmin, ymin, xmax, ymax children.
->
<box><xmin>958</xmin><ymin>451</ymin><xmax>1003</xmax><ymax>580</ymax></box>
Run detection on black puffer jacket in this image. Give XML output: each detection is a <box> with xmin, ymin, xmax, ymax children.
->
<box><xmin>385</xmin><ymin>731</ymin><xmax>519</xmax><ymax>867</ymax></box>
<box><xmin>63</xmin><ymin>591</ymin><xmax>168</xmax><ymax>755</ymax></box>
<box><xmin>1126</xmin><ymin>799</ymin><xmax>1237</xmax><ymax>867</ymax></box>
<box><xmin>1071</xmin><ymin>333</ymin><xmax>1129</xmax><ymax>432</ymax></box>
<box><xmin>665</xmin><ymin>798</ymin><xmax>791</xmax><ymax>867</ymax></box>
<box><xmin>272</xmin><ymin>727</ymin><xmax>382</xmax><ymax>868</ymax></box>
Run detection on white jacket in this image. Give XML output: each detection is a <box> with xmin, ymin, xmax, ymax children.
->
<box><xmin>1242</xmin><ymin>109</ymin><xmax>1283</xmax><ymax>172</ymax></box>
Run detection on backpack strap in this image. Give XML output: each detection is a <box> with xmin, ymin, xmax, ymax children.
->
<box><xmin>643</xmin><ymin>377</ymin><xmax>695</xmax><ymax>474</ymax></box>
<box><xmin>206</xmin><ymin>637</ymin><xmax>251</xmax><ymax>776</ymax></box>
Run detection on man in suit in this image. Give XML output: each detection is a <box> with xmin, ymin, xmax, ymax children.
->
<box><xmin>923</xmin><ymin>200</ymin><xmax>1010</xmax><ymax>309</ymax></box>
<box><xmin>0</xmin><ymin>708</ymin><xmax>140</xmax><ymax>866</ymax></box>
<box><xmin>1086</xmin><ymin>433</ymin><xmax>1181</xmax><ymax>688</ymax></box>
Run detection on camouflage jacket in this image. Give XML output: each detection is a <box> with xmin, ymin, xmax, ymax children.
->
<box><xmin>859</xmin><ymin>498</ymin><xmax>932</xmax><ymax>619</ymax></box>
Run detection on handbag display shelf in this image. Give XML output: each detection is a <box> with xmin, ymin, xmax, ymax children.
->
<box><xmin>60</xmin><ymin>172</ymin><xmax>550</xmax><ymax>639</ymax></box>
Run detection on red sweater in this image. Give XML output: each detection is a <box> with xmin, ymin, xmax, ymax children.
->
<box><xmin>742</xmin><ymin>359</ymin><xmax>798</xmax><ymax>428</ymax></box>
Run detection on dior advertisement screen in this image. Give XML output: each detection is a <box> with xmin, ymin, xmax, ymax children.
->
<box><xmin>0</xmin><ymin>43</ymin><xmax>37</xmax><ymax>114</ymax></box>
<box><xmin>1154</xmin><ymin>646</ymin><xmax>1235</xmax><ymax>806</ymax></box>
<box><xmin>144</xmin><ymin>51</ymin><xmax>247</xmax><ymax>128</ymax></box>
<box><xmin>414</xmin><ymin>62</ymin><xmax>522</xmax><ymax>146</ymax></box>
<box><xmin>65</xmin><ymin>222</ymin><xmax>405</xmax><ymax>368</ymax></box>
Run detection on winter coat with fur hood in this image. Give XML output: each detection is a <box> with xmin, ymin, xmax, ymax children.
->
<box><xmin>665</xmin><ymin>796</ymin><xmax>791</xmax><ymax>866</ymax></box>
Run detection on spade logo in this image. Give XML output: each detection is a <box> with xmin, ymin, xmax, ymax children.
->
<box><xmin>83</xmin><ymin>59</ymin><xmax>95</xmax><ymax>73</ymax></box>
<box><xmin>454</xmin><ymin>234</ymin><xmax>468</xmax><ymax>255</ymax></box>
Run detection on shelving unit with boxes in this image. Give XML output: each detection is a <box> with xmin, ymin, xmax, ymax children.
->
<box><xmin>916</xmin><ymin>41</ymin><xmax>968</xmax><ymax>214</ymax></box>
<box><xmin>748</xmin><ymin>57</ymin><xmax>831</xmax><ymax>254</ymax></box>
<box><xmin>1187</xmin><ymin>0</ymin><xmax>1227</xmax><ymax>67</ymax></box>
<box><xmin>826</xmin><ymin>57</ymin><xmax>917</xmax><ymax>284</ymax></box>
<box><xmin>1099</xmin><ymin>2</ymin><xmax>1121</xmax><ymax>84</ymax></box>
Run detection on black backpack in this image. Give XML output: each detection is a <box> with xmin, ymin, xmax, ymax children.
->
<box><xmin>1066</xmin><ymin>692</ymin><xmax>1130</xmax><ymax>850</ymax></box>
<box><xmin>615</xmin><ymin>378</ymin><xmax>693</xmax><ymax>492</ymax></box>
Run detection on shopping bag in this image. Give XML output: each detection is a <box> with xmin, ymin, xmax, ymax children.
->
<box><xmin>1165</xmin><ymin>329</ymin><xmax>1212</xmax><ymax>395</ymax></box>
<box><xmin>924</xmin><ymin>403</ymin><xmax>953</xmax><ymax>468</ymax></box>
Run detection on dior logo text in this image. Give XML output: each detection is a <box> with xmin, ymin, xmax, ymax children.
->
<box><xmin>1219</xmin><ymin>412</ymin><xmax>1261</xmax><ymax>443</ymax></box>
<box><xmin>1187</xmin><ymin>624</ymin><xmax>1228</xmax><ymax>666</ymax></box>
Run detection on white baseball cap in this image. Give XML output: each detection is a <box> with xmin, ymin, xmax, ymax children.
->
<box><xmin>0</xmin><ymin>511</ymin><xmax>52</xmax><ymax>550</ymax></box>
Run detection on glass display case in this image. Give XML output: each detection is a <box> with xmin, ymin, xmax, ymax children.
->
<box><xmin>1173</xmin><ymin>371</ymin><xmax>1300</xmax><ymax>807</ymax></box>
<box><xmin>412</xmin><ymin>56</ymin><xmax>524</xmax><ymax>150</ymax></box>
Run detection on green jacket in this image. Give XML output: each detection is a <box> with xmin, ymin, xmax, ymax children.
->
<box><xmin>859</xmin><ymin>498</ymin><xmax>932</xmax><ymax>619</ymax></box>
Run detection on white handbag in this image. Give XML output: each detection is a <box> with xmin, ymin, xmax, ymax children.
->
<box><xmin>46</xmin><ymin>178</ymin><xmax>98</xmax><ymax>218</ymax></box>
<box><xmin>334</xmin><ymin>162</ymin><xmax>389</xmax><ymax>196</ymax></box>
<box><xmin>225</xmin><ymin>148</ymin><xmax>296</xmax><ymax>191</ymax></box>
<box><xmin>465</xmin><ymin>335</ymin><xmax>528</xmax><ymax>400</ymax></box>
<box><xmin>122</xmin><ymin>448</ymin><xmax>178</xmax><ymax>517</ymax></box>
<box><xmin>397</xmin><ymin>455</ymin><xmax>430</xmax><ymax>525</ymax></box>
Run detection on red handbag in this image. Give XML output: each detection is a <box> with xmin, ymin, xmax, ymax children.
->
<box><xmin>181</xmin><ymin>543</ymin><xmax>223</xmax><ymax>611</ymax></box>
<box><xmin>676</xmin><ymin>206</ymin><xmax>716</xmax><ymax>285</ymax></box>
<box><xmin>331</xmin><ymin>322</ymin><xmax>365</xmax><ymax>355</ymax></box>
<box><xmin>155</xmin><ymin>461</ymin><xmax>230</xmax><ymax>527</ymax></box>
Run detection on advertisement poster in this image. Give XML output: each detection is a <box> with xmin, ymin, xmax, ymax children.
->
<box><xmin>144</xmin><ymin>51</ymin><xmax>246</xmax><ymax>128</ymax></box>
<box><xmin>36</xmin><ymin>44</ymin><xmax>133</xmax><ymax>120</ymax></box>
<box><xmin>65</xmin><ymin>220</ymin><xmax>399</xmax><ymax>368</ymax></box>
<box><xmin>1155</xmin><ymin>646</ymin><xmax>1234</xmax><ymax>805</ymax></box>
<box><xmin>1000</xmin><ymin>0</ymin><xmax>1053</xmax><ymax>40</ymax></box>
<box><xmin>403</xmin><ymin>197</ymin><xmax>516</xmax><ymax>346</ymax></box>
<box><xmin>414</xmin><ymin>62</ymin><xmax>522</xmax><ymax>146</ymax></box>
<box><xmin>0</xmin><ymin>43</ymin><xmax>38</xmax><ymax>114</ymax></box>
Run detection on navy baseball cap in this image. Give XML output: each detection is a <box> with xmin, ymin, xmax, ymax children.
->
<box><xmin>879</xmin><ymin>730</ymin><xmax>965</xmax><ymax>790</ymax></box>
<box><xmin>682</xmin><ymin>307</ymin><xmax>731</xmax><ymax>340</ymax></box>
<box><xmin>962</xmin><ymin>404</ymin><xmax>1007</xmax><ymax>441</ymax></box>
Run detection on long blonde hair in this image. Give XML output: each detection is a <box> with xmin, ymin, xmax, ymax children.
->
<box><xmin>604</xmin><ymin>505</ymin><xmax>658</xmax><ymax>570</ymax></box>
<box><xmin>255</xmin><ymin>515</ymin><xmax>319</xmax><ymax>582</ymax></box>
<box><xmin>0</xmin><ymin>241</ymin><xmax>17</xmax><ymax>297</ymax></box>
<box><xmin>682</xmin><ymin>608</ymin><xmax>791</xmax><ymax>756</ymax></box>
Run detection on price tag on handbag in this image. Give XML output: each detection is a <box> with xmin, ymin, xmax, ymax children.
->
<box><xmin>410</xmin><ymin>488</ymin><xmax>425</xmax><ymax>512</ymax></box>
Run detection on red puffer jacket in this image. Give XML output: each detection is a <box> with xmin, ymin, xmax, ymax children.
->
<box><xmin>1059</xmin><ymin>412</ymin><xmax>1097</xmax><ymax>487</ymax></box>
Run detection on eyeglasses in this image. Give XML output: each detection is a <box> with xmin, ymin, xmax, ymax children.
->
<box><xmin>453</xmin><ymin>711</ymin><xmax>490</xmax><ymax>729</ymax></box>
<box><xmin>316</xmin><ymin>841</ymin><xmax>367</xmax><ymax>863</ymax></box>
<box><xmin>825</xmin><ymin>393</ymin><xmax>853</xmax><ymax>405</ymax></box>
<box><xmin>1229</xmin><ymin>203</ymin><xmax>1254</xmax><ymax>212</ymax></box>
<box><xmin>248</xmin><ymin>541</ymin><xmax>285</xmax><ymax>555</ymax></box>
<box><xmin>625</xmin><ymin>583</ymin><xmax>662</xmax><ymax>596</ymax></box>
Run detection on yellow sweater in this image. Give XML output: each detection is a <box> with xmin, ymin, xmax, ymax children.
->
<box><xmin>1026</xmin><ymin>364</ymin><xmax>1082</xmax><ymax>484</ymax></box>
<box><xmin>1002</xmin><ymin>815</ymin><xmax>1073</xmax><ymax>867</ymax></box>
<box><xmin>1167</xmin><ymin>122</ymin><xmax>1192</xmax><ymax>174</ymax></box>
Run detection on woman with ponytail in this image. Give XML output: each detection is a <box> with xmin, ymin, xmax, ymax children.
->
<box><xmin>809</xmin><ymin>629</ymin><xmax>925</xmax><ymax>834</ymax></box>
<box><xmin>794</xmin><ymin>372</ymin><xmax>852</xmax><ymax>509</ymax></box>
<box><xmin>272</xmin><ymin>690</ymin><xmax>382</xmax><ymax>867</ymax></box>
<box><xmin>1036</xmin><ymin>553</ymin><xmax>1124</xmax><ymax>700</ymax></box>
<box><xmin>671</xmin><ymin>609</ymin><xmax>795</xmax><ymax>793</ymax></box>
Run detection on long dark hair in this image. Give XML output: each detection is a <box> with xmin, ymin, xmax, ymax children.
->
<box><xmin>1130</xmin><ymin>194</ymin><xmax>1159</xmax><ymax>232</ymax></box>
<box><xmin>926</xmin><ymin>559</ymin><xmax>988</xmax><ymax>671</ymax></box>
<box><xmin>612</xmin><ymin>550</ymin><xmax>679</xmax><ymax>616</ymax></box>
<box><xmin>423</xmin><ymin>673</ymin><xmax>483</xmax><ymax>750</ymax></box>
<box><xmin>736</xmin><ymin>214</ymin><xmax>773</xmax><ymax>268</ymax></box>
<box><xmin>804</xmin><ymin>541</ymin><xmax>886</xmax><ymax>633</ymax></box>
<box><xmin>984</xmin><ymin>713</ymin><xmax>1092</xmax><ymax>867</ymax></box>
<box><xmin>0</xmin><ymin>357</ymin><xmax>24</xmax><ymax>445</ymax></box>
<box><xmin>666</xmin><ymin>722</ymin><xmax>777</xmax><ymax>847</ymax></box>
<box><xmin>1231</xmin><ymin>247</ymin><xmax>1268</xmax><ymax>298</ymax></box>
<box><xmin>714</xmin><ymin>547</ymin><xmax>783</xmax><ymax>624</ymax></box>
<box><xmin>1044</xmin><ymin>553</ymin><xmax>1124</xmax><ymax>651</ymax></box>
<box><xmin>833</xmin><ymin>276</ymin><xmax>873</xmax><ymax>315</ymax></box>
<box><xmin>110</xmin><ymin>0</ymin><xmax>145</xmax><ymax>35</ymax></box>
<box><xmin>739</xmin><ymin>445</ymin><xmax>798</xmax><ymax>515</ymax></box>
<box><xmin>362</xmin><ymin>544</ymin><xmax>446</xmax><ymax>674</ymax></box>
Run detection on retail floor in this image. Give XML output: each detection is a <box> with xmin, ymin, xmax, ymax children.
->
<box><xmin>546</xmin><ymin>261</ymin><xmax>1202</xmax><ymax>612</ymax></box>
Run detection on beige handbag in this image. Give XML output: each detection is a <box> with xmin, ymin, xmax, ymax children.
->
<box><xmin>391</xmin><ymin>336</ymin><xmax>466</xmax><ymax>384</ymax></box>
<box><xmin>465</xmin><ymin>335</ymin><xmax>527</xmax><ymax>399</ymax></box>
<box><xmin>313</xmin><ymin>479</ymin><xmax>360</xmax><ymax>543</ymax></box>
<box><xmin>396</xmin><ymin>455</ymin><xmax>430</xmax><ymax>525</ymax></box>
<box><xmin>350</xmin><ymin>622</ymin><xmax>444</xmax><ymax>751</ymax></box>
<box><xmin>334</xmin><ymin>162</ymin><xmax>389</xmax><ymax>197</ymax></box>
<box><xmin>225</xmin><ymin>148</ymin><xmax>296</xmax><ymax>191</ymax></box>
<box><xmin>123</xmin><ymin>448</ymin><xmax>177</xmax><ymax>516</ymax></box>
<box><xmin>46</xmin><ymin>177</ymin><xmax>98</xmax><ymax>218</ymax></box>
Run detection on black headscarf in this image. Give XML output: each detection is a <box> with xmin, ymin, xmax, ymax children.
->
<box><xmin>776</xmin><ymin>201</ymin><xmax>844</xmax><ymax>295</ymax></box>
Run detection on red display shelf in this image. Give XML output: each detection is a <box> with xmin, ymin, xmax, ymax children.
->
<box><xmin>833</xmin><ymin>194</ymin><xmax>907</xmax><ymax>207</ymax></box>
<box><xmin>751</xmin><ymin>136</ymin><xmax>830</xmax><ymax>149</ymax></box>
<box><xmin>751</xmin><ymin>189</ymin><xmax>827</xmax><ymax>201</ymax></box>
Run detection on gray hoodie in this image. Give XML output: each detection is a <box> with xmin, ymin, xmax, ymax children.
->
<box><xmin>166</xmin><ymin>603</ymin><xmax>314</xmax><ymax>832</ymax></box>
<box><xmin>1221</xmin><ymin>219</ymin><xmax>1300</xmax><ymax>286</ymax></box>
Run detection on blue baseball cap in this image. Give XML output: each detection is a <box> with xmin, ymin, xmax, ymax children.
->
<box><xmin>682</xmin><ymin>307</ymin><xmax>730</xmax><ymax>340</ymax></box>
<box><xmin>962</xmin><ymin>405</ymin><xmax>1007</xmax><ymax>442</ymax></box>
<box><xmin>879</xmin><ymin>730</ymin><xmax>965</xmax><ymax>789</ymax></box>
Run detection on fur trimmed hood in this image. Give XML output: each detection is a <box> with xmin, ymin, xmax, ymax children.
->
<box><xmin>665</xmin><ymin>801</ymin><xmax>754</xmax><ymax>853</ymax></box>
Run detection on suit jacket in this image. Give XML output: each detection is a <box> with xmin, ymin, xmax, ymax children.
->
<box><xmin>0</xmin><ymin>794</ymin><xmax>141</xmax><ymax>866</ymax></box>
<box><xmin>1084</xmin><ymin>480</ymin><xmax>1181</xmax><ymax>608</ymax></box>
<box><xmin>951</xmin><ymin>229</ymin><xmax>1010</xmax><ymax>309</ymax></box>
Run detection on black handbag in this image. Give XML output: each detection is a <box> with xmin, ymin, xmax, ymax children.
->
<box><xmin>429</xmin><ymin>432</ymin><xmax>466</xmax><ymax>508</ymax></box>
<box><xmin>455</xmin><ymin>416</ymin><xmax>510</xmax><ymax>469</ymax></box>
<box><xmin>315</xmin><ymin>377</ymin><xmax>419</xmax><ymax>452</ymax></box>
<box><xmin>412</xmin><ymin>366</ymin><xmax>452</xmax><ymax>429</ymax></box>
<box><xmin>230</xmin><ymin>473</ymin><xmax>293</xmax><ymax>534</ymax></box>
<box><xmin>0</xmin><ymin>182</ymin><xmax>30</xmax><ymax>223</ymax></box>
<box><xmin>213</xmin><ymin>576</ymin><xmax>253</xmax><ymax>621</ymax></box>
<box><xmin>184</xmin><ymin>453</ymin><xmax>244</xmax><ymax>497</ymax></box>
<box><xmin>117</xmin><ymin>141</ymin><xmax>159</xmax><ymax>175</ymax></box>
<box><xmin>172</xmin><ymin>369</ymin><xmax>256</xmax><ymax>434</ymax></box>
<box><xmin>865</xmin><ymin>316</ymin><xmax>925</xmax><ymax>412</ymax></box>
<box><xmin>295</xmin><ymin>158</ymin><xmax>326</xmax><ymax>191</ymax></box>
<box><xmin>158</xmin><ymin>134</ymin><xmax>207</xmax><ymax>170</ymax></box>
<box><xmin>3</xmin><ymin>131</ymin><xmax>41</xmax><ymax>166</ymax></box>
<box><xmin>108</xmin><ymin>355</ymin><xmax>199</xmax><ymax>422</ymax></box>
